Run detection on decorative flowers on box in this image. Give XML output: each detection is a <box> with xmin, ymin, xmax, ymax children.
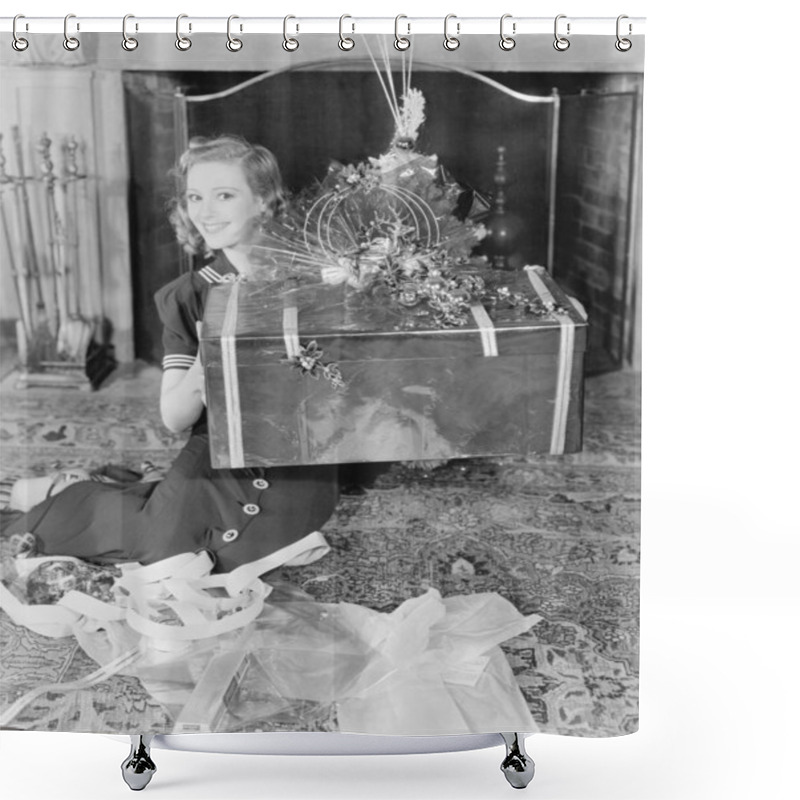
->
<box><xmin>282</xmin><ymin>340</ymin><xmax>346</xmax><ymax>390</ymax></box>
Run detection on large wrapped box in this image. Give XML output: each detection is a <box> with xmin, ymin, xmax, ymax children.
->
<box><xmin>201</xmin><ymin>266</ymin><xmax>587</xmax><ymax>469</ymax></box>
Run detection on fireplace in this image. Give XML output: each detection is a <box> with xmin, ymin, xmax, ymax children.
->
<box><xmin>1</xmin><ymin>35</ymin><xmax>641</xmax><ymax>374</ymax></box>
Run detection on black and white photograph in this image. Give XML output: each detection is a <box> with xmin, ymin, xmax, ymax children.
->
<box><xmin>0</xmin><ymin>3</ymin><xmax>797</xmax><ymax>800</ymax></box>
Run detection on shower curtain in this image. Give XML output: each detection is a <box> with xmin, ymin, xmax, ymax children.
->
<box><xmin>0</xmin><ymin>23</ymin><xmax>642</xmax><ymax>743</ymax></box>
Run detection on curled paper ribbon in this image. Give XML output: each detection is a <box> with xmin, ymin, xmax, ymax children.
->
<box><xmin>0</xmin><ymin>549</ymin><xmax>293</xmax><ymax>727</ymax></box>
<box><xmin>0</xmin><ymin>551</ymin><xmax>272</xmax><ymax>644</ymax></box>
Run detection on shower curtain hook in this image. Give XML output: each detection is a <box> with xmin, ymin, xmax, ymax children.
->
<box><xmin>394</xmin><ymin>14</ymin><xmax>411</xmax><ymax>51</ymax></box>
<box><xmin>63</xmin><ymin>13</ymin><xmax>80</xmax><ymax>51</ymax></box>
<box><xmin>226</xmin><ymin>15</ymin><xmax>243</xmax><ymax>51</ymax></box>
<box><xmin>175</xmin><ymin>14</ymin><xmax>192</xmax><ymax>51</ymax></box>
<box><xmin>499</xmin><ymin>14</ymin><xmax>516</xmax><ymax>51</ymax></box>
<box><xmin>12</xmin><ymin>14</ymin><xmax>29</xmax><ymax>51</ymax></box>
<box><xmin>338</xmin><ymin>14</ymin><xmax>355</xmax><ymax>51</ymax></box>
<box><xmin>122</xmin><ymin>14</ymin><xmax>139</xmax><ymax>51</ymax></box>
<box><xmin>443</xmin><ymin>14</ymin><xmax>460</xmax><ymax>51</ymax></box>
<box><xmin>283</xmin><ymin>15</ymin><xmax>299</xmax><ymax>51</ymax></box>
<box><xmin>615</xmin><ymin>15</ymin><xmax>632</xmax><ymax>51</ymax></box>
<box><xmin>553</xmin><ymin>14</ymin><xmax>570</xmax><ymax>51</ymax></box>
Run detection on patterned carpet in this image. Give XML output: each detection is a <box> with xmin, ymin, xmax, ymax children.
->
<box><xmin>0</xmin><ymin>365</ymin><xmax>640</xmax><ymax>737</ymax></box>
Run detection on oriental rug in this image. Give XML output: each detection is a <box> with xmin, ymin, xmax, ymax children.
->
<box><xmin>0</xmin><ymin>366</ymin><xmax>639</xmax><ymax>737</ymax></box>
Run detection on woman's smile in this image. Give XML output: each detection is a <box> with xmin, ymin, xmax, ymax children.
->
<box><xmin>199</xmin><ymin>221</ymin><xmax>230</xmax><ymax>234</ymax></box>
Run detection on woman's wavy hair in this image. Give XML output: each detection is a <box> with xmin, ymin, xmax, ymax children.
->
<box><xmin>168</xmin><ymin>135</ymin><xmax>287</xmax><ymax>258</ymax></box>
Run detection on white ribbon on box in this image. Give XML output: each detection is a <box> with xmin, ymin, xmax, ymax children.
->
<box><xmin>469</xmin><ymin>302</ymin><xmax>499</xmax><ymax>356</ymax></box>
<box><xmin>470</xmin><ymin>265</ymin><xmax>586</xmax><ymax>454</ymax></box>
<box><xmin>220</xmin><ymin>280</ymin><xmax>245</xmax><ymax>468</ymax></box>
<box><xmin>524</xmin><ymin>265</ymin><xmax>587</xmax><ymax>454</ymax></box>
<box><xmin>282</xmin><ymin>305</ymin><xmax>301</xmax><ymax>359</ymax></box>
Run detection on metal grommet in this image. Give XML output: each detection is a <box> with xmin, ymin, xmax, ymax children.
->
<box><xmin>499</xmin><ymin>13</ymin><xmax>516</xmax><ymax>51</ymax></box>
<box><xmin>394</xmin><ymin>14</ymin><xmax>410</xmax><ymax>51</ymax></box>
<box><xmin>12</xmin><ymin>15</ymin><xmax>29</xmax><ymax>51</ymax></box>
<box><xmin>283</xmin><ymin>15</ymin><xmax>299</xmax><ymax>51</ymax></box>
<box><xmin>443</xmin><ymin>14</ymin><xmax>460</xmax><ymax>51</ymax></box>
<box><xmin>226</xmin><ymin>15</ymin><xmax>243</xmax><ymax>51</ymax></box>
<box><xmin>221</xmin><ymin>529</ymin><xmax>240</xmax><ymax>543</ymax></box>
<box><xmin>615</xmin><ymin>14</ymin><xmax>632</xmax><ymax>52</ymax></box>
<box><xmin>63</xmin><ymin>13</ymin><xmax>80</xmax><ymax>51</ymax></box>
<box><xmin>175</xmin><ymin>13</ymin><xmax>192</xmax><ymax>51</ymax></box>
<box><xmin>122</xmin><ymin>14</ymin><xmax>138</xmax><ymax>51</ymax></box>
<box><xmin>554</xmin><ymin>14</ymin><xmax>570</xmax><ymax>51</ymax></box>
<box><xmin>338</xmin><ymin>14</ymin><xmax>355</xmax><ymax>51</ymax></box>
<box><xmin>243</xmin><ymin>503</ymin><xmax>260</xmax><ymax>516</ymax></box>
<box><xmin>252</xmin><ymin>478</ymin><xmax>269</xmax><ymax>490</ymax></box>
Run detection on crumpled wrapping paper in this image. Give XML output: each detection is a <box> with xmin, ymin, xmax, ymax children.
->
<box><xmin>332</xmin><ymin>589</ymin><xmax>540</xmax><ymax>734</ymax></box>
<box><xmin>134</xmin><ymin>588</ymin><xmax>541</xmax><ymax>735</ymax></box>
<box><xmin>227</xmin><ymin>587</ymin><xmax>541</xmax><ymax>736</ymax></box>
<box><xmin>2</xmin><ymin>548</ymin><xmax>540</xmax><ymax>735</ymax></box>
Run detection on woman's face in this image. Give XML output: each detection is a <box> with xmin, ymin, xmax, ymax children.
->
<box><xmin>185</xmin><ymin>160</ymin><xmax>267</xmax><ymax>252</ymax></box>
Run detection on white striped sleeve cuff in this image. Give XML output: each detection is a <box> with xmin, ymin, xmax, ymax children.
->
<box><xmin>162</xmin><ymin>354</ymin><xmax>196</xmax><ymax>371</ymax></box>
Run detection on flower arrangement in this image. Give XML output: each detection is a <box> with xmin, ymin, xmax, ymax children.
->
<box><xmin>250</xmin><ymin>135</ymin><xmax>497</xmax><ymax>322</ymax></box>
<box><xmin>253</xmin><ymin>146</ymin><xmax>567</xmax><ymax>331</ymax></box>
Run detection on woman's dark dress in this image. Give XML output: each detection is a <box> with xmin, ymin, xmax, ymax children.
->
<box><xmin>6</xmin><ymin>254</ymin><xmax>339</xmax><ymax>573</ymax></box>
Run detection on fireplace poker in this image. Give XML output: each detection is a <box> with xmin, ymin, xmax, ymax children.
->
<box><xmin>61</xmin><ymin>138</ymin><xmax>96</xmax><ymax>362</ymax></box>
<box><xmin>58</xmin><ymin>157</ymin><xmax>78</xmax><ymax>319</ymax></box>
<box><xmin>65</xmin><ymin>137</ymin><xmax>101</xmax><ymax>321</ymax></box>
<box><xmin>12</xmin><ymin>125</ymin><xmax>56</xmax><ymax>363</ymax></box>
<box><xmin>38</xmin><ymin>134</ymin><xmax>69</xmax><ymax>336</ymax></box>
<box><xmin>0</xmin><ymin>135</ymin><xmax>33</xmax><ymax>343</ymax></box>
<box><xmin>41</xmin><ymin>133</ymin><xmax>95</xmax><ymax>363</ymax></box>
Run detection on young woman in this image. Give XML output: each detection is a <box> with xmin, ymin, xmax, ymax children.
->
<box><xmin>4</xmin><ymin>136</ymin><xmax>339</xmax><ymax>575</ymax></box>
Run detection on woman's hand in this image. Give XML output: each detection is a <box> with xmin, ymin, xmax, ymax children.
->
<box><xmin>160</xmin><ymin>353</ymin><xmax>206</xmax><ymax>433</ymax></box>
<box><xmin>187</xmin><ymin>354</ymin><xmax>206</xmax><ymax>406</ymax></box>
